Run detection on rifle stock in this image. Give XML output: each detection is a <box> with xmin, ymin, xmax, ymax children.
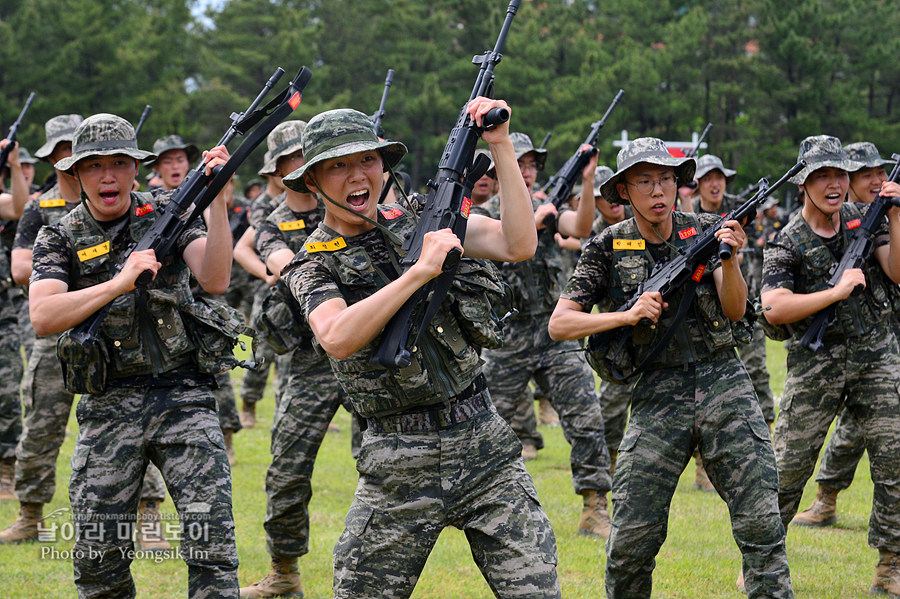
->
<box><xmin>371</xmin><ymin>0</ymin><xmax>520</xmax><ymax>369</ymax></box>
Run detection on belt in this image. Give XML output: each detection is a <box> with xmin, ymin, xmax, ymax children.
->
<box><xmin>366</xmin><ymin>374</ymin><xmax>489</xmax><ymax>433</ymax></box>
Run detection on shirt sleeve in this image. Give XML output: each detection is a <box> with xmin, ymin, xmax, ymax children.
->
<box><xmin>560</xmin><ymin>231</ymin><xmax>613</xmax><ymax>310</ymax></box>
<box><xmin>282</xmin><ymin>253</ymin><xmax>343</xmax><ymax>320</ymax></box>
<box><xmin>13</xmin><ymin>201</ymin><xmax>44</xmax><ymax>251</ymax></box>
<box><xmin>255</xmin><ymin>219</ymin><xmax>290</xmax><ymax>264</ymax></box>
<box><xmin>30</xmin><ymin>225</ymin><xmax>72</xmax><ymax>285</ymax></box>
<box><xmin>761</xmin><ymin>233</ymin><xmax>797</xmax><ymax>294</ymax></box>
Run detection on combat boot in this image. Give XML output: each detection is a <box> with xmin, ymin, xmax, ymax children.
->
<box><xmin>693</xmin><ymin>454</ymin><xmax>715</xmax><ymax>493</ymax></box>
<box><xmin>521</xmin><ymin>443</ymin><xmax>538</xmax><ymax>462</ymax></box>
<box><xmin>0</xmin><ymin>458</ymin><xmax>14</xmax><ymax>502</ymax></box>
<box><xmin>240</xmin><ymin>401</ymin><xmax>256</xmax><ymax>429</ymax></box>
<box><xmin>224</xmin><ymin>429</ymin><xmax>236</xmax><ymax>466</ymax></box>
<box><xmin>0</xmin><ymin>501</ymin><xmax>43</xmax><ymax>544</ymax></box>
<box><xmin>240</xmin><ymin>557</ymin><xmax>304</xmax><ymax>598</ymax></box>
<box><xmin>578</xmin><ymin>489</ymin><xmax>611</xmax><ymax>540</ymax></box>
<box><xmin>135</xmin><ymin>499</ymin><xmax>171</xmax><ymax>552</ymax></box>
<box><xmin>871</xmin><ymin>550</ymin><xmax>900</xmax><ymax>597</ymax></box>
<box><xmin>538</xmin><ymin>397</ymin><xmax>560</xmax><ymax>427</ymax></box>
<box><xmin>792</xmin><ymin>484</ymin><xmax>837</xmax><ymax>527</ymax></box>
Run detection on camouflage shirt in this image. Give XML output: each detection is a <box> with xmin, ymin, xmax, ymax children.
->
<box><xmin>248</xmin><ymin>190</ymin><xmax>282</xmax><ymax>231</ymax></box>
<box><xmin>691</xmin><ymin>192</ymin><xmax>739</xmax><ymax>217</ymax></box>
<box><xmin>13</xmin><ymin>183</ymin><xmax>79</xmax><ymax>251</ymax></box>
<box><xmin>255</xmin><ymin>194</ymin><xmax>325</xmax><ymax>264</ymax></box>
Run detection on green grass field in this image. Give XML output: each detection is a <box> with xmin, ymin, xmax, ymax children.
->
<box><xmin>0</xmin><ymin>339</ymin><xmax>879</xmax><ymax>597</ymax></box>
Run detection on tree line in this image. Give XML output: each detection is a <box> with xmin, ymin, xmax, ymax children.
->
<box><xmin>1</xmin><ymin>0</ymin><xmax>898</xmax><ymax>194</ymax></box>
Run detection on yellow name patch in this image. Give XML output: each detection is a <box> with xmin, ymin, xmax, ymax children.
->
<box><xmin>613</xmin><ymin>239</ymin><xmax>645</xmax><ymax>251</ymax></box>
<box><xmin>39</xmin><ymin>199</ymin><xmax>66</xmax><ymax>208</ymax></box>
<box><xmin>278</xmin><ymin>220</ymin><xmax>306</xmax><ymax>231</ymax></box>
<box><xmin>77</xmin><ymin>241</ymin><xmax>111</xmax><ymax>262</ymax></box>
<box><xmin>305</xmin><ymin>237</ymin><xmax>347</xmax><ymax>253</ymax></box>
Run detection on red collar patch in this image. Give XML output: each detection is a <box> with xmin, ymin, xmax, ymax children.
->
<box><xmin>380</xmin><ymin>207</ymin><xmax>403</xmax><ymax>220</ymax></box>
<box><xmin>460</xmin><ymin>197</ymin><xmax>472</xmax><ymax>219</ymax></box>
<box><xmin>135</xmin><ymin>203</ymin><xmax>154</xmax><ymax>217</ymax></box>
<box><xmin>847</xmin><ymin>219</ymin><xmax>861</xmax><ymax>230</ymax></box>
<box><xmin>679</xmin><ymin>227</ymin><xmax>697</xmax><ymax>240</ymax></box>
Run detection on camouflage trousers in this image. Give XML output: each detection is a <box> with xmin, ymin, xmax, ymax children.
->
<box><xmin>606</xmin><ymin>354</ymin><xmax>792</xmax><ymax>599</ymax></box>
<box><xmin>240</xmin><ymin>285</ymin><xmax>282</xmax><ymax>406</ymax></box>
<box><xmin>815</xmin><ymin>407</ymin><xmax>865</xmax><ymax>490</ymax></box>
<box><xmin>70</xmin><ymin>382</ymin><xmax>237</xmax><ymax>599</ymax></box>
<box><xmin>482</xmin><ymin>313</ymin><xmax>612</xmax><ymax>494</ymax></box>
<box><xmin>597</xmin><ymin>379</ymin><xmax>632</xmax><ymax>466</ymax></box>
<box><xmin>213</xmin><ymin>372</ymin><xmax>241</xmax><ymax>433</ymax></box>
<box><xmin>264</xmin><ymin>348</ymin><xmax>342</xmax><ymax>558</ymax></box>
<box><xmin>774</xmin><ymin>331</ymin><xmax>900</xmax><ymax>552</ymax></box>
<box><xmin>508</xmin><ymin>384</ymin><xmax>542</xmax><ymax>450</ymax></box>
<box><xmin>334</xmin><ymin>396</ymin><xmax>560</xmax><ymax>598</ymax></box>
<box><xmin>16</xmin><ymin>291</ymin><xmax>34</xmax><ymax>359</ymax></box>
<box><xmin>0</xmin><ymin>315</ymin><xmax>23</xmax><ymax>461</ymax></box>
<box><xmin>738</xmin><ymin>321</ymin><xmax>775</xmax><ymax>423</ymax></box>
<box><xmin>16</xmin><ymin>336</ymin><xmax>165</xmax><ymax>503</ymax></box>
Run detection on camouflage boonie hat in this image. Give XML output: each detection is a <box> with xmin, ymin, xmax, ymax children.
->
<box><xmin>17</xmin><ymin>147</ymin><xmax>37</xmax><ymax>165</ymax></box>
<box><xmin>844</xmin><ymin>142</ymin><xmax>896</xmax><ymax>171</ymax></box>
<box><xmin>283</xmin><ymin>109</ymin><xmax>407</xmax><ymax>194</ymax></box>
<box><xmin>260</xmin><ymin>120</ymin><xmax>307</xmax><ymax>175</ymax></box>
<box><xmin>510</xmin><ymin>132</ymin><xmax>547</xmax><ymax>171</ymax></box>
<box><xmin>593</xmin><ymin>166</ymin><xmax>615</xmax><ymax>196</ymax></box>
<box><xmin>790</xmin><ymin>135</ymin><xmax>863</xmax><ymax>184</ymax></box>
<box><xmin>761</xmin><ymin>196</ymin><xmax>779</xmax><ymax>211</ymax></box>
<box><xmin>601</xmin><ymin>137</ymin><xmax>696</xmax><ymax>205</ymax></box>
<box><xmin>143</xmin><ymin>134</ymin><xmax>200</xmax><ymax>167</ymax></box>
<box><xmin>694</xmin><ymin>154</ymin><xmax>736</xmax><ymax>181</ymax></box>
<box><xmin>258</xmin><ymin>150</ymin><xmax>275</xmax><ymax>176</ymax></box>
<box><xmin>243</xmin><ymin>177</ymin><xmax>263</xmax><ymax>196</ymax></box>
<box><xmin>54</xmin><ymin>113</ymin><xmax>156</xmax><ymax>173</ymax></box>
<box><xmin>34</xmin><ymin>114</ymin><xmax>83</xmax><ymax>159</ymax></box>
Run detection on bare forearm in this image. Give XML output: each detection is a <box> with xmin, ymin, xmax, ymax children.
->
<box><xmin>11</xmin><ymin>248</ymin><xmax>32</xmax><ymax>286</ymax></box>
<box><xmin>716</xmin><ymin>262</ymin><xmax>748</xmax><ymax>321</ymax></box>
<box><xmin>0</xmin><ymin>164</ymin><xmax>28</xmax><ymax>220</ymax></box>
<box><xmin>30</xmin><ymin>279</ymin><xmax>124</xmax><ymax>335</ymax></box>
<box><xmin>491</xmin><ymin>138</ymin><xmax>537</xmax><ymax>261</ymax></box>
<box><xmin>267</xmin><ymin>248</ymin><xmax>294</xmax><ymax>280</ymax></box>
<box><xmin>558</xmin><ymin>178</ymin><xmax>595</xmax><ymax>238</ymax></box>
<box><xmin>234</xmin><ymin>227</ymin><xmax>270</xmax><ymax>280</ymax></box>
<box><xmin>196</xmin><ymin>203</ymin><xmax>233</xmax><ymax>293</ymax></box>
<box><xmin>761</xmin><ymin>288</ymin><xmax>841</xmax><ymax>325</ymax></box>
<box><xmin>548</xmin><ymin>300</ymin><xmax>631</xmax><ymax>341</ymax></box>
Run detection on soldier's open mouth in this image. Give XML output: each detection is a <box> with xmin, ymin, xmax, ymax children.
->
<box><xmin>347</xmin><ymin>190</ymin><xmax>369</xmax><ymax>209</ymax></box>
<box><xmin>99</xmin><ymin>191</ymin><xmax>119</xmax><ymax>203</ymax></box>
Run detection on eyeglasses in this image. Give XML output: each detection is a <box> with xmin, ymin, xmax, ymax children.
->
<box><xmin>518</xmin><ymin>161</ymin><xmax>538</xmax><ymax>173</ymax></box>
<box><xmin>626</xmin><ymin>174</ymin><xmax>677</xmax><ymax>195</ymax></box>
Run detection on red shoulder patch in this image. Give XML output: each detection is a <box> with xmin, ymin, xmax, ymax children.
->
<box><xmin>135</xmin><ymin>203</ymin><xmax>154</xmax><ymax>217</ymax></box>
<box><xmin>847</xmin><ymin>219</ymin><xmax>861</xmax><ymax>230</ymax></box>
<box><xmin>380</xmin><ymin>207</ymin><xmax>403</xmax><ymax>220</ymax></box>
<box><xmin>460</xmin><ymin>197</ymin><xmax>472</xmax><ymax>219</ymax></box>
<box><xmin>679</xmin><ymin>227</ymin><xmax>697</xmax><ymax>240</ymax></box>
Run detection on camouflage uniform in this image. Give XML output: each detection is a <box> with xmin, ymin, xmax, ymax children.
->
<box><xmin>481</xmin><ymin>191</ymin><xmax>612</xmax><ymax>496</ymax></box>
<box><xmin>33</xmin><ymin>114</ymin><xmax>240</xmax><ymax>597</ymax></box>
<box><xmin>0</xmin><ymin>249</ymin><xmax>23</xmax><ymax>464</ymax></box>
<box><xmin>255</xmin><ymin>195</ymin><xmax>344</xmax><ymax>560</ymax></box>
<box><xmin>762</xmin><ymin>136</ymin><xmax>900</xmax><ymax>559</ymax></box>
<box><xmin>281</xmin><ymin>109</ymin><xmax>560</xmax><ymax>598</ymax></box>
<box><xmin>11</xmin><ymin>119</ymin><xmax>168</xmax><ymax>507</ymax></box>
<box><xmin>578</xmin><ymin>138</ymin><xmax>791</xmax><ymax>598</ymax></box>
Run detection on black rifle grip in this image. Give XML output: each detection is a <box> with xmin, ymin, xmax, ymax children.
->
<box><xmin>442</xmin><ymin>247</ymin><xmax>462</xmax><ymax>272</ymax></box>
<box><xmin>482</xmin><ymin>107</ymin><xmax>510</xmax><ymax>131</ymax></box>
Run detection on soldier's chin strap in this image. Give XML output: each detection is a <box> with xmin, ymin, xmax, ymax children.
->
<box><xmin>306</xmin><ymin>168</ymin><xmax>405</xmax><ymax>246</ymax></box>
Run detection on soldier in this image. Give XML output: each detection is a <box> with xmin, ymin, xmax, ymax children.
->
<box><xmin>549</xmin><ymin>137</ymin><xmax>793</xmax><ymax>598</ymax></box>
<box><xmin>243</xmin><ymin>178</ymin><xmax>263</xmax><ymax>202</ymax></box>
<box><xmin>281</xmin><ymin>102</ymin><xmax>561</xmax><ymax>598</ymax></box>
<box><xmin>29</xmin><ymin>113</ymin><xmax>239</xmax><ymax>598</ymax></box>
<box><xmin>791</xmin><ymin>142</ymin><xmax>898</xmax><ymax>528</ymax></box>
<box><xmin>146</xmin><ymin>134</ymin><xmax>243</xmax><ymax>464</ymax></box>
<box><xmin>689</xmin><ymin>154</ymin><xmax>776</xmax><ymax>493</ymax></box>
<box><xmin>480</xmin><ymin>132</ymin><xmax>614</xmax><ymax>538</ymax></box>
<box><xmin>0</xmin><ymin>140</ymin><xmax>36</xmax><ymax>501</ymax></box>
<box><xmin>0</xmin><ymin>115</ymin><xmax>169</xmax><ymax>549</ymax></box>
<box><xmin>761</xmin><ymin>135</ymin><xmax>900</xmax><ymax>595</ymax></box>
<box><xmin>239</xmin><ymin>119</ymin><xmax>343</xmax><ymax>599</ymax></box>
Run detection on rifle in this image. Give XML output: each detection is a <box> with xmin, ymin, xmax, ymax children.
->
<box><xmin>134</xmin><ymin>105</ymin><xmax>152</xmax><ymax>139</ymax></box>
<box><xmin>684</xmin><ymin>122</ymin><xmax>712</xmax><ymax>158</ymax></box>
<box><xmin>798</xmin><ymin>154</ymin><xmax>900</xmax><ymax>352</ymax></box>
<box><xmin>540</xmin><ymin>89</ymin><xmax>624</xmax><ymax>236</ymax></box>
<box><xmin>586</xmin><ymin>160</ymin><xmax>805</xmax><ymax>383</ymax></box>
<box><xmin>66</xmin><ymin>66</ymin><xmax>312</xmax><ymax>344</ymax></box>
<box><xmin>371</xmin><ymin>0</ymin><xmax>520</xmax><ymax>369</ymax></box>
<box><xmin>371</xmin><ymin>69</ymin><xmax>394</xmax><ymax>139</ymax></box>
<box><xmin>538</xmin><ymin>131</ymin><xmax>552</xmax><ymax>150</ymax></box>
<box><xmin>0</xmin><ymin>92</ymin><xmax>36</xmax><ymax>177</ymax></box>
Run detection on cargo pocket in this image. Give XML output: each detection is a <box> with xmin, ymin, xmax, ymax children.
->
<box><xmin>333</xmin><ymin>500</ymin><xmax>375</xmax><ymax>595</ymax></box>
<box><xmin>145</xmin><ymin>289</ymin><xmax>192</xmax><ymax>357</ymax></box>
<box><xmin>611</xmin><ymin>428</ymin><xmax>641</xmax><ymax>505</ymax></box>
<box><xmin>516</xmin><ymin>478</ymin><xmax>558</xmax><ymax>566</ymax></box>
<box><xmin>102</xmin><ymin>293</ymin><xmax>145</xmax><ymax>372</ymax></box>
<box><xmin>615</xmin><ymin>255</ymin><xmax>648</xmax><ymax>294</ymax></box>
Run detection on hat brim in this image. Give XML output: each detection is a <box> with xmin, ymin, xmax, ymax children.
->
<box><xmin>34</xmin><ymin>136</ymin><xmax>76</xmax><ymax>160</ymax></box>
<box><xmin>695</xmin><ymin>164</ymin><xmax>737</xmax><ymax>181</ymax></box>
<box><xmin>601</xmin><ymin>155</ymin><xmax>696</xmax><ymax>206</ymax></box>
<box><xmin>516</xmin><ymin>147</ymin><xmax>547</xmax><ymax>171</ymax></box>
<box><xmin>260</xmin><ymin>139</ymin><xmax>305</xmax><ymax>178</ymax></box>
<box><xmin>144</xmin><ymin>144</ymin><xmax>200</xmax><ymax>167</ymax></box>
<box><xmin>790</xmin><ymin>159</ymin><xmax>865</xmax><ymax>185</ymax></box>
<box><xmin>283</xmin><ymin>139</ymin><xmax>407</xmax><ymax>193</ymax></box>
<box><xmin>55</xmin><ymin>148</ymin><xmax>157</xmax><ymax>174</ymax></box>
<box><xmin>850</xmin><ymin>157</ymin><xmax>897</xmax><ymax>171</ymax></box>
